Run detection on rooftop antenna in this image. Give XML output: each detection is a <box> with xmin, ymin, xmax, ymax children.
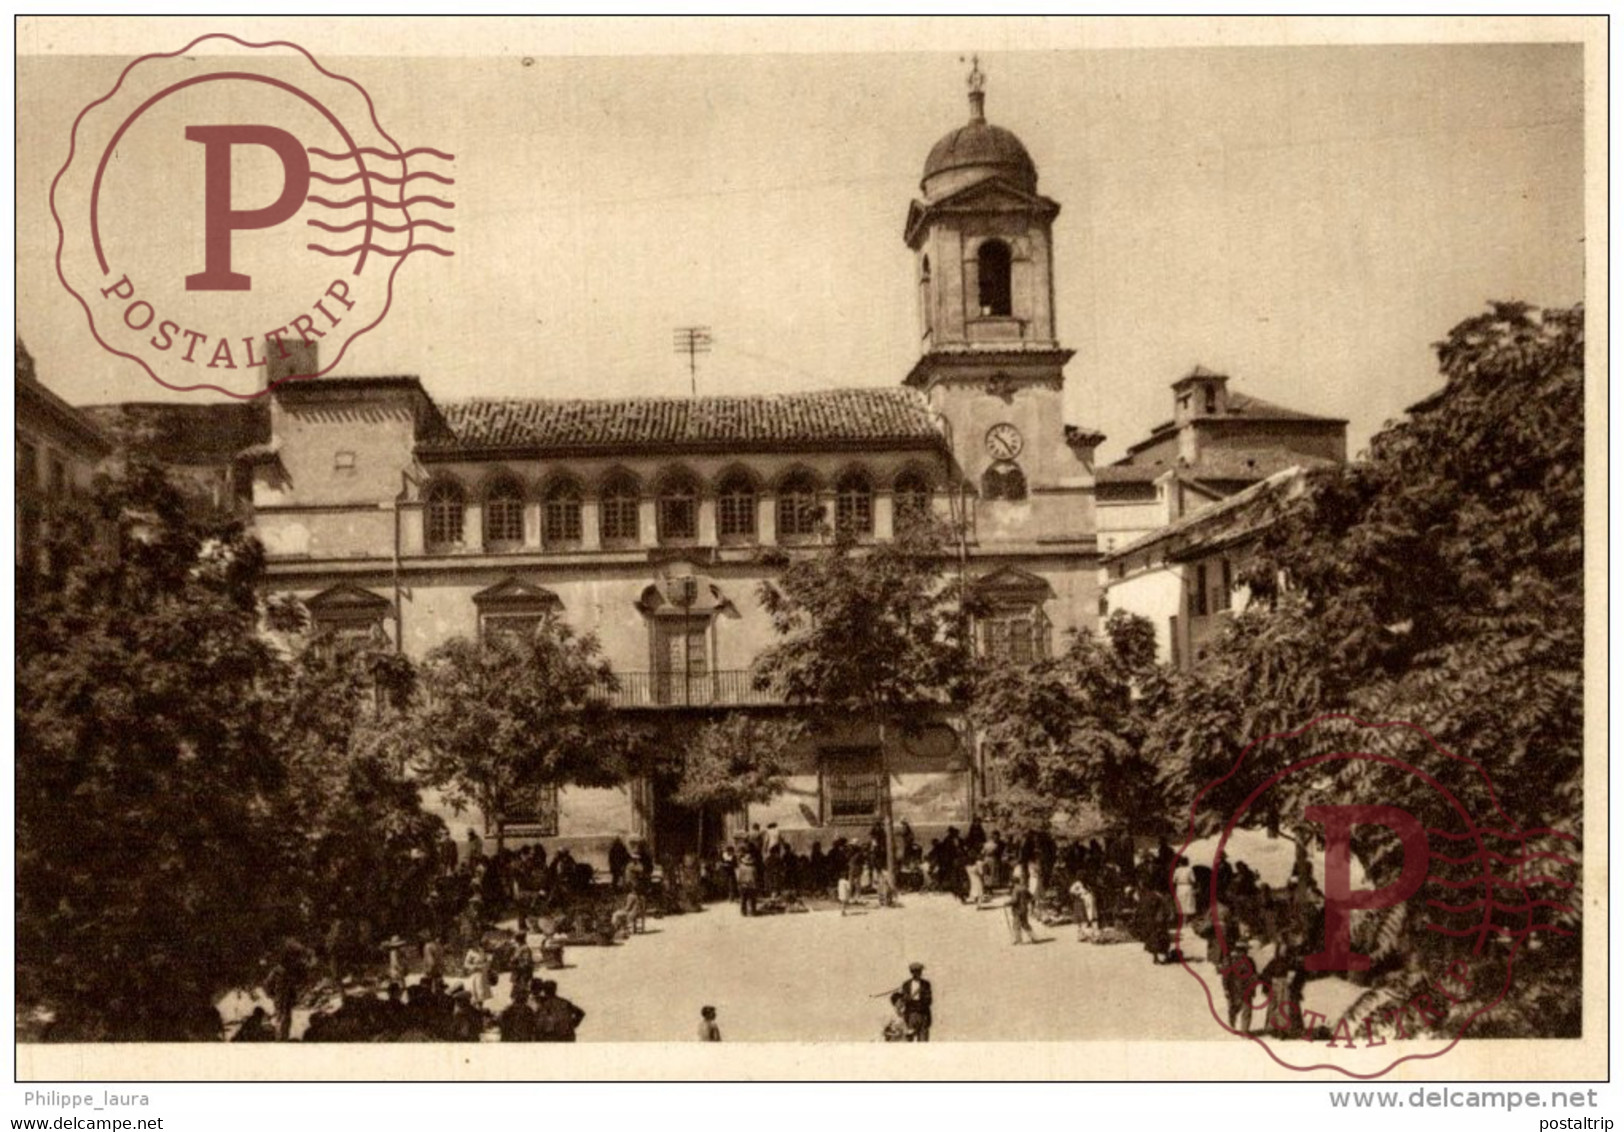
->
<box><xmin>672</xmin><ymin>325</ymin><xmax>712</xmax><ymax>397</ymax></box>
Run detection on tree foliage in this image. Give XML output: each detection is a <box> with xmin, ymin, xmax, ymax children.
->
<box><xmin>19</xmin><ymin>465</ymin><xmax>292</xmax><ymax>1039</ymax></box>
<box><xmin>17</xmin><ymin>462</ymin><xmax>446</xmax><ymax>1039</ymax></box>
<box><xmin>407</xmin><ymin>623</ymin><xmax>633</xmax><ymax>848</ymax></box>
<box><xmin>1152</xmin><ymin>302</ymin><xmax>1585</xmax><ymax>1037</ymax></box>
<box><xmin>753</xmin><ymin>516</ymin><xmax>972</xmax><ymax>874</ymax></box>
<box><xmin>671</xmin><ymin>714</ymin><xmax>806</xmax><ymax>812</ymax></box>
<box><xmin>971</xmin><ymin>610</ymin><xmax>1168</xmax><ymax>834</ymax></box>
<box><xmin>753</xmin><ymin>516</ymin><xmax>972</xmax><ymax>717</ymax></box>
<box><xmin>262</xmin><ymin>630</ymin><xmax>442</xmax><ymax>939</ymax></box>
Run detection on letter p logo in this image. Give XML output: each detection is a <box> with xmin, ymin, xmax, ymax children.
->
<box><xmin>1302</xmin><ymin>804</ymin><xmax>1429</xmax><ymax>973</ymax></box>
<box><xmin>185</xmin><ymin>125</ymin><xmax>310</xmax><ymax>292</ymax></box>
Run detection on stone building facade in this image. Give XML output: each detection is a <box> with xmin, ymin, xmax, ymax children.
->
<box><xmin>74</xmin><ymin>74</ymin><xmax>1106</xmax><ymax>865</ymax></box>
<box><xmin>16</xmin><ymin>340</ymin><xmax>111</xmax><ymax>586</ymax></box>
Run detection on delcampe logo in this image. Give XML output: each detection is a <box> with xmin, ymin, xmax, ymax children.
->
<box><xmin>51</xmin><ymin>32</ymin><xmax>455</xmax><ymax>397</ymax></box>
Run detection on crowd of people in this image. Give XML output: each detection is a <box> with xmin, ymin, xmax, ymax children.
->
<box><xmin>237</xmin><ymin>817</ymin><xmax>1328</xmax><ymax>1042</ymax></box>
<box><xmin>239</xmin><ymin>827</ymin><xmax>697</xmax><ymax>1042</ymax></box>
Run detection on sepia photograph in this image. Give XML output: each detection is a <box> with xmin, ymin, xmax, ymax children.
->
<box><xmin>11</xmin><ymin>15</ymin><xmax>1604</xmax><ymax>1092</ymax></box>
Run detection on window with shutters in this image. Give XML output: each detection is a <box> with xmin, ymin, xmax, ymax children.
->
<box><xmin>893</xmin><ymin>470</ymin><xmax>932</xmax><ymax>527</ymax></box>
<box><xmin>653</xmin><ymin>616</ymin><xmax>709</xmax><ymax>705</ymax></box>
<box><xmin>425</xmin><ymin>479</ymin><xmax>466</xmax><ymax>550</ymax></box>
<box><xmin>657</xmin><ymin>472</ymin><xmax>699</xmax><ymax>544</ymax></box>
<box><xmin>716</xmin><ymin>470</ymin><xmax>757</xmax><ymax>543</ymax></box>
<box><xmin>776</xmin><ymin>471</ymin><xmax>822</xmax><ymax>541</ymax></box>
<box><xmin>544</xmin><ymin>478</ymin><xmax>583</xmax><ymax>547</ymax></box>
<box><xmin>600</xmin><ymin>473</ymin><xmax>641</xmax><ymax>545</ymax></box>
<box><xmin>982</xmin><ymin>609</ymin><xmax>1047</xmax><ymax>665</ymax></box>
<box><xmin>484</xmin><ymin>477</ymin><xmax>525</xmax><ymax>548</ymax></box>
<box><xmin>821</xmin><ymin>749</ymin><xmax>883</xmax><ymax>824</ymax></box>
<box><xmin>835</xmin><ymin>470</ymin><xmax>873</xmax><ymax>537</ymax></box>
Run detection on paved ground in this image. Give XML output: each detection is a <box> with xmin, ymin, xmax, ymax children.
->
<box><xmin>231</xmin><ymin>892</ymin><xmax>1360</xmax><ymax>1042</ymax></box>
<box><xmin>480</xmin><ymin>893</ymin><xmax>1225</xmax><ymax>1042</ymax></box>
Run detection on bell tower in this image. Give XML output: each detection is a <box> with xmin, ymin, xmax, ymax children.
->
<box><xmin>904</xmin><ymin>60</ymin><xmax>1079</xmax><ymax>537</ymax></box>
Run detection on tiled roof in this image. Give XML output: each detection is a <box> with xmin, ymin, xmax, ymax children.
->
<box><xmin>1223</xmin><ymin>391</ymin><xmax>1345</xmax><ymax>424</ymax></box>
<box><xmin>1183</xmin><ymin>446</ymin><xmax>1340</xmax><ymax>483</ymax></box>
<box><xmin>424</xmin><ymin>388</ymin><xmax>946</xmax><ymax>454</ymax></box>
<box><xmin>1094</xmin><ymin>465</ymin><xmax>1164</xmax><ymax>484</ymax></box>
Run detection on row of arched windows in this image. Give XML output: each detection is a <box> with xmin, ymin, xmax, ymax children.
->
<box><xmin>424</xmin><ymin>468</ymin><xmax>936</xmax><ymax>552</ymax></box>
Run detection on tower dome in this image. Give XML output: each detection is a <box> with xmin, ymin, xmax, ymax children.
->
<box><xmin>920</xmin><ymin>60</ymin><xmax>1037</xmax><ymax>199</ymax></box>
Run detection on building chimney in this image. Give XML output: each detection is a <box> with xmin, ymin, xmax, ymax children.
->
<box><xmin>264</xmin><ymin>338</ymin><xmax>319</xmax><ymax>391</ymax></box>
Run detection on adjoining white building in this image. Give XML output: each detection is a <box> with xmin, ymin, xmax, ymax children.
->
<box><xmin>1101</xmin><ymin>465</ymin><xmax>1308</xmax><ymax>669</ymax></box>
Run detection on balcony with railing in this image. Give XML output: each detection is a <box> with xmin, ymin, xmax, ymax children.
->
<box><xmin>594</xmin><ymin>669</ymin><xmax>782</xmax><ymax>709</ymax></box>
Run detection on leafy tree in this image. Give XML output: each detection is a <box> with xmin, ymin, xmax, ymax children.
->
<box><xmin>1152</xmin><ymin>302</ymin><xmax>1584</xmax><ymax>1037</ymax></box>
<box><xmin>262</xmin><ymin>630</ymin><xmax>443</xmax><ymax>939</ymax></box>
<box><xmin>671</xmin><ymin>714</ymin><xmax>806</xmax><ymax>815</ymax></box>
<box><xmin>408</xmin><ymin>623</ymin><xmax>633</xmax><ymax>852</ymax></box>
<box><xmin>971</xmin><ymin>610</ymin><xmax>1168</xmax><ymax>835</ymax></box>
<box><xmin>17</xmin><ymin>463</ymin><xmax>290</xmax><ymax>1039</ymax></box>
<box><xmin>753</xmin><ymin>516</ymin><xmax>972</xmax><ymax>878</ymax></box>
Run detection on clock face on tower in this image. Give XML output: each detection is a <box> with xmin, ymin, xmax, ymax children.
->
<box><xmin>985</xmin><ymin>422</ymin><xmax>1024</xmax><ymax>461</ymax></box>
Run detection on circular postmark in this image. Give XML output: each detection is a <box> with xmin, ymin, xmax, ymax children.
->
<box><xmin>1173</xmin><ymin>714</ymin><xmax>1576</xmax><ymax>1078</ymax></box>
<box><xmin>51</xmin><ymin>32</ymin><xmax>455</xmax><ymax>398</ymax></box>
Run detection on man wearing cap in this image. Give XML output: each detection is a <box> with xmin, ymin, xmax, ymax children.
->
<box><xmin>898</xmin><ymin>962</ymin><xmax>933</xmax><ymax>1042</ymax></box>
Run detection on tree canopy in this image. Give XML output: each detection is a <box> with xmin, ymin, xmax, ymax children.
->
<box><xmin>971</xmin><ymin>610</ymin><xmax>1167</xmax><ymax>836</ymax></box>
<box><xmin>753</xmin><ymin>516</ymin><xmax>972</xmax><ymax>717</ymax></box>
<box><xmin>671</xmin><ymin>714</ymin><xmax>806</xmax><ymax>813</ymax></box>
<box><xmin>18</xmin><ymin>466</ymin><xmax>284</xmax><ymax>1037</ymax></box>
<box><xmin>1152</xmin><ymin>301</ymin><xmax>1585</xmax><ymax>1037</ymax></box>
<box><xmin>407</xmin><ymin>622</ymin><xmax>634</xmax><ymax>849</ymax></box>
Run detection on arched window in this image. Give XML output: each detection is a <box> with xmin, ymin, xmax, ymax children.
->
<box><xmin>544</xmin><ymin>477</ymin><xmax>582</xmax><ymax>546</ymax></box>
<box><xmin>657</xmin><ymin>471</ymin><xmax>699</xmax><ymax>544</ymax></box>
<box><xmin>981</xmin><ymin>462</ymin><xmax>1027</xmax><ymax>502</ymax></box>
<box><xmin>894</xmin><ymin>470</ymin><xmax>933</xmax><ymax>526</ymax></box>
<box><xmin>716</xmin><ymin>469</ymin><xmax>757</xmax><ymax>543</ymax></box>
<box><xmin>484</xmin><ymin>477</ymin><xmax>525</xmax><ymax>548</ymax></box>
<box><xmin>600</xmin><ymin>472</ymin><xmax>641</xmax><ymax>545</ymax></box>
<box><xmin>776</xmin><ymin>471</ymin><xmax>822</xmax><ymax>540</ymax></box>
<box><xmin>977</xmin><ymin>239</ymin><xmax>1013</xmax><ymax>317</ymax></box>
<box><xmin>835</xmin><ymin>469</ymin><xmax>873</xmax><ymax>537</ymax></box>
<box><xmin>425</xmin><ymin>479</ymin><xmax>466</xmax><ymax>549</ymax></box>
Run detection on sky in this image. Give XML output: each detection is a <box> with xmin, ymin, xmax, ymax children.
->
<box><xmin>17</xmin><ymin>22</ymin><xmax>1586</xmax><ymax>463</ymax></box>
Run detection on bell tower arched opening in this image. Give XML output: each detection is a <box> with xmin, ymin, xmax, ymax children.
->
<box><xmin>977</xmin><ymin>239</ymin><xmax>1013</xmax><ymax>317</ymax></box>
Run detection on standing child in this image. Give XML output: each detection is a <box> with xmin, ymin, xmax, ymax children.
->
<box><xmin>1070</xmin><ymin>876</ymin><xmax>1098</xmax><ymax>942</ymax></box>
<box><xmin>463</xmin><ymin>942</ymin><xmax>491</xmax><ymax>1005</ymax></box>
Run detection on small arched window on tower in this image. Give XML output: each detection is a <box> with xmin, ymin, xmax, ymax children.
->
<box><xmin>982</xmin><ymin>462</ymin><xmax>1027</xmax><ymax>502</ymax></box>
<box><xmin>425</xmin><ymin>479</ymin><xmax>466</xmax><ymax>550</ymax></box>
<box><xmin>835</xmin><ymin>470</ymin><xmax>874</xmax><ymax>538</ymax></box>
<box><xmin>977</xmin><ymin>239</ymin><xmax>1013</xmax><ymax>317</ymax></box>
